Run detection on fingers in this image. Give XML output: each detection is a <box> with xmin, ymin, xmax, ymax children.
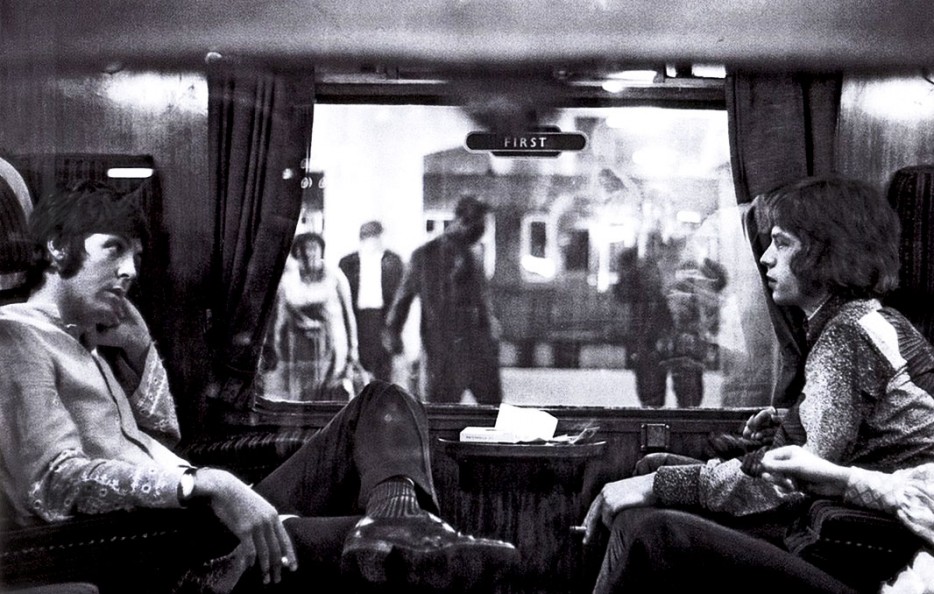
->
<box><xmin>761</xmin><ymin>471</ymin><xmax>797</xmax><ymax>495</ymax></box>
<box><xmin>254</xmin><ymin>525</ymin><xmax>273</xmax><ymax>584</ymax></box>
<box><xmin>237</xmin><ymin>538</ymin><xmax>258</xmax><ymax>578</ymax></box>
<box><xmin>750</xmin><ymin>427</ymin><xmax>778</xmax><ymax>444</ymax></box>
<box><xmin>581</xmin><ymin>493</ymin><xmax>604</xmax><ymax>544</ymax></box>
<box><xmin>276</xmin><ymin>519</ymin><xmax>298</xmax><ymax>572</ymax></box>
<box><xmin>744</xmin><ymin>407</ymin><xmax>780</xmax><ymax>441</ymax></box>
<box><xmin>256</xmin><ymin>515</ymin><xmax>299</xmax><ymax>585</ymax></box>
<box><xmin>750</xmin><ymin>407</ymin><xmax>776</xmax><ymax>429</ymax></box>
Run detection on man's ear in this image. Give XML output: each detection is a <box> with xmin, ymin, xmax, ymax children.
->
<box><xmin>46</xmin><ymin>240</ymin><xmax>67</xmax><ymax>268</ymax></box>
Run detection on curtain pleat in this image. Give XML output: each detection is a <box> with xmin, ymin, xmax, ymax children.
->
<box><xmin>726</xmin><ymin>71</ymin><xmax>842</xmax><ymax>407</ymax></box>
<box><xmin>207</xmin><ymin>65</ymin><xmax>312</xmax><ymax>409</ymax></box>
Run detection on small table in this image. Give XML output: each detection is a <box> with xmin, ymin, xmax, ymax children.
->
<box><xmin>437</xmin><ymin>439</ymin><xmax>606</xmax><ymax>594</ymax></box>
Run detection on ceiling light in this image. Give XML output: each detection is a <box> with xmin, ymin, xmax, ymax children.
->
<box><xmin>107</xmin><ymin>167</ymin><xmax>154</xmax><ymax>179</ymax></box>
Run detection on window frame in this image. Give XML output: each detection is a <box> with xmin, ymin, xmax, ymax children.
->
<box><xmin>250</xmin><ymin>70</ymin><xmax>763</xmax><ymax>423</ymax></box>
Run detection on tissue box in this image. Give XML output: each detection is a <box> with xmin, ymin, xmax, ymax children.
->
<box><xmin>459</xmin><ymin>427</ymin><xmax>521</xmax><ymax>443</ymax></box>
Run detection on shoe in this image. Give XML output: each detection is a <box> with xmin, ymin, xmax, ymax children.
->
<box><xmin>341</xmin><ymin>512</ymin><xmax>519</xmax><ymax>590</ymax></box>
<box><xmin>172</xmin><ymin>548</ymin><xmax>249</xmax><ymax>594</ymax></box>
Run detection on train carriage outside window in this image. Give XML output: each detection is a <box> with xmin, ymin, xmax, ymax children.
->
<box><xmin>258</xmin><ymin>100</ymin><xmax>778</xmax><ymax>409</ymax></box>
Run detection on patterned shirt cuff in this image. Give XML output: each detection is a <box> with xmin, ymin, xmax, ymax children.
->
<box><xmin>654</xmin><ymin>464</ymin><xmax>702</xmax><ymax>507</ymax></box>
<box><xmin>843</xmin><ymin>467</ymin><xmax>900</xmax><ymax>513</ymax></box>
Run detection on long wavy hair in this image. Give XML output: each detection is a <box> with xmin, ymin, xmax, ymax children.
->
<box><xmin>753</xmin><ymin>176</ymin><xmax>900</xmax><ymax>299</ymax></box>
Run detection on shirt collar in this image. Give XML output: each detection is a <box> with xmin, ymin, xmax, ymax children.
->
<box><xmin>803</xmin><ymin>293</ymin><xmax>847</xmax><ymax>347</ymax></box>
<box><xmin>23</xmin><ymin>301</ymin><xmax>85</xmax><ymax>343</ymax></box>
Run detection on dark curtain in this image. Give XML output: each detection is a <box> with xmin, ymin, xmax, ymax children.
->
<box><xmin>726</xmin><ymin>72</ymin><xmax>842</xmax><ymax>407</ymax></box>
<box><xmin>208</xmin><ymin>65</ymin><xmax>314</xmax><ymax>409</ymax></box>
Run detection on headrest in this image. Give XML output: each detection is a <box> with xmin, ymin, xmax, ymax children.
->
<box><xmin>0</xmin><ymin>157</ymin><xmax>33</xmax><ymax>288</ymax></box>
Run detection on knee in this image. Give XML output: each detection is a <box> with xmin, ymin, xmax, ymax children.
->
<box><xmin>357</xmin><ymin>380</ymin><xmax>416</xmax><ymax>405</ymax></box>
<box><xmin>355</xmin><ymin>380</ymin><xmax>425</xmax><ymax>420</ymax></box>
<box><xmin>608</xmin><ymin>508</ymin><xmax>683</xmax><ymax>550</ymax></box>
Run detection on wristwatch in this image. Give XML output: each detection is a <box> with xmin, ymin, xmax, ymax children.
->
<box><xmin>177</xmin><ymin>467</ymin><xmax>199</xmax><ymax>506</ymax></box>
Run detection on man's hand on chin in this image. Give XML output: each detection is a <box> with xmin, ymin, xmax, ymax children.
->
<box><xmin>87</xmin><ymin>301</ymin><xmax>153</xmax><ymax>366</ymax></box>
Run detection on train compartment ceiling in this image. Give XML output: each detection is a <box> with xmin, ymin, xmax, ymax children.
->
<box><xmin>3</xmin><ymin>1</ymin><xmax>934</xmax><ymax>72</ymax></box>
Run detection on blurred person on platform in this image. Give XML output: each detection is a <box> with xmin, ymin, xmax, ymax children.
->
<box><xmin>338</xmin><ymin>221</ymin><xmax>404</xmax><ymax>382</ymax></box>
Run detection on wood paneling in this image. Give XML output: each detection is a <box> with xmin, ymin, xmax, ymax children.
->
<box><xmin>837</xmin><ymin>73</ymin><xmax>934</xmax><ymax>193</ymax></box>
<box><xmin>223</xmin><ymin>403</ymin><xmax>751</xmax><ymax>593</ymax></box>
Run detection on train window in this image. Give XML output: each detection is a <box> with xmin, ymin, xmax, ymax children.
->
<box><xmin>521</xmin><ymin>215</ymin><xmax>556</xmax><ymax>281</ymax></box>
<box><xmin>528</xmin><ymin>220</ymin><xmax>547</xmax><ymax>259</ymax></box>
<box><xmin>561</xmin><ymin>228</ymin><xmax>590</xmax><ymax>273</ymax></box>
<box><xmin>257</xmin><ymin>101</ymin><xmax>777</xmax><ymax>409</ymax></box>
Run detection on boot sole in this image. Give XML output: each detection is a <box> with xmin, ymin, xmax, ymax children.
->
<box><xmin>343</xmin><ymin>538</ymin><xmax>518</xmax><ymax>590</ymax></box>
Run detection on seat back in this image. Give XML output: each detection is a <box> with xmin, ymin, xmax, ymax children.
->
<box><xmin>886</xmin><ymin>165</ymin><xmax>934</xmax><ymax>343</ymax></box>
<box><xmin>0</xmin><ymin>156</ymin><xmax>33</xmax><ymax>304</ymax></box>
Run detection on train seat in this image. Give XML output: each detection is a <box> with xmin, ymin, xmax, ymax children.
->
<box><xmin>886</xmin><ymin>164</ymin><xmax>934</xmax><ymax>342</ymax></box>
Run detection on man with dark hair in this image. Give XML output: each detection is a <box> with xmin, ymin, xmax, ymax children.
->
<box><xmin>338</xmin><ymin>220</ymin><xmax>404</xmax><ymax>382</ymax></box>
<box><xmin>0</xmin><ymin>182</ymin><xmax>517</xmax><ymax>592</ymax></box>
<box><xmin>583</xmin><ymin>177</ymin><xmax>934</xmax><ymax>594</ymax></box>
<box><xmin>385</xmin><ymin>195</ymin><xmax>503</xmax><ymax>404</ymax></box>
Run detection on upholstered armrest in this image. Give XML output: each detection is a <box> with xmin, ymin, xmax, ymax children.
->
<box><xmin>786</xmin><ymin>499</ymin><xmax>924</xmax><ymax>592</ymax></box>
<box><xmin>182</xmin><ymin>427</ymin><xmax>318</xmax><ymax>485</ymax></box>
<box><xmin>1</xmin><ymin>430</ymin><xmax>317</xmax><ymax>593</ymax></box>
<box><xmin>1</xmin><ymin>509</ymin><xmax>235</xmax><ymax>594</ymax></box>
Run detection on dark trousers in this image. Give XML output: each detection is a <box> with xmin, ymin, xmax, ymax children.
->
<box><xmin>632</xmin><ymin>348</ymin><xmax>704</xmax><ymax>408</ymax></box>
<box><xmin>355</xmin><ymin>309</ymin><xmax>392</xmax><ymax>382</ymax></box>
<box><xmin>591</xmin><ymin>452</ymin><xmax>855</xmax><ymax>594</ymax></box>
<box><xmin>424</xmin><ymin>325</ymin><xmax>502</xmax><ymax>405</ymax></box>
<box><xmin>592</xmin><ymin>507</ymin><xmax>856</xmax><ymax>594</ymax></box>
<box><xmin>245</xmin><ymin>381</ymin><xmax>438</xmax><ymax>590</ymax></box>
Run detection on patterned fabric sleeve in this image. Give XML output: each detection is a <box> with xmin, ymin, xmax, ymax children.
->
<box><xmin>844</xmin><ymin>464</ymin><xmax>934</xmax><ymax>547</ymax></box>
<box><xmin>0</xmin><ymin>320</ymin><xmax>185</xmax><ymax>522</ymax></box>
<box><xmin>893</xmin><ymin>465</ymin><xmax>934</xmax><ymax>547</ymax></box>
<box><xmin>30</xmin><ymin>449</ymin><xmax>185</xmax><ymax>521</ymax></box>
<box><xmin>125</xmin><ymin>345</ymin><xmax>181</xmax><ymax>447</ymax></box>
<box><xmin>843</xmin><ymin>467</ymin><xmax>903</xmax><ymax>512</ymax></box>
<box><xmin>657</xmin><ymin>320</ymin><xmax>872</xmax><ymax>515</ymax></box>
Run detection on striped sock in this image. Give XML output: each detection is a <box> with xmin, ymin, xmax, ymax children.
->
<box><xmin>366</xmin><ymin>477</ymin><xmax>422</xmax><ymax>518</ymax></box>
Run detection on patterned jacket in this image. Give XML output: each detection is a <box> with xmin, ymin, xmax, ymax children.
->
<box><xmin>0</xmin><ymin>302</ymin><xmax>188</xmax><ymax>525</ymax></box>
<box><xmin>653</xmin><ymin>296</ymin><xmax>934</xmax><ymax>515</ymax></box>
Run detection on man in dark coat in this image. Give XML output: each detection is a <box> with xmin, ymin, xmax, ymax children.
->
<box><xmin>385</xmin><ymin>196</ymin><xmax>502</xmax><ymax>404</ymax></box>
<box><xmin>338</xmin><ymin>221</ymin><xmax>404</xmax><ymax>382</ymax></box>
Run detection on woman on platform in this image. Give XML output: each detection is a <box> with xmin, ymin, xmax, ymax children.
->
<box><xmin>265</xmin><ymin>232</ymin><xmax>360</xmax><ymax>401</ymax></box>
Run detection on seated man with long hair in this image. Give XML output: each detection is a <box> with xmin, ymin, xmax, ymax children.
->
<box><xmin>583</xmin><ymin>177</ymin><xmax>934</xmax><ymax>594</ymax></box>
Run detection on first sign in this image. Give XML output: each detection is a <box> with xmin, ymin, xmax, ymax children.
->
<box><xmin>465</xmin><ymin>131</ymin><xmax>587</xmax><ymax>157</ymax></box>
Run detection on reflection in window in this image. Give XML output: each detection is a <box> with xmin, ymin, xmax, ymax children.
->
<box><xmin>256</xmin><ymin>104</ymin><xmax>777</xmax><ymax>409</ymax></box>
<box><xmin>521</xmin><ymin>214</ymin><xmax>556</xmax><ymax>281</ymax></box>
<box><xmin>529</xmin><ymin>221</ymin><xmax>547</xmax><ymax>258</ymax></box>
<box><xmin>561</xmin><ymin>228</ymin><xmax>589</xmax><ymax>272</ymax></box>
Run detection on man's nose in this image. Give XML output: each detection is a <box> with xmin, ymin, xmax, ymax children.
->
<box><xmin>117</xmin><ymin>256</ymin><xmax>138</xmax><ymax>280</ymax></box>
<box><xmin>759</xmin><ymin>244</ymin><xmax>774</xmax><ymax>267</ymax></box>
